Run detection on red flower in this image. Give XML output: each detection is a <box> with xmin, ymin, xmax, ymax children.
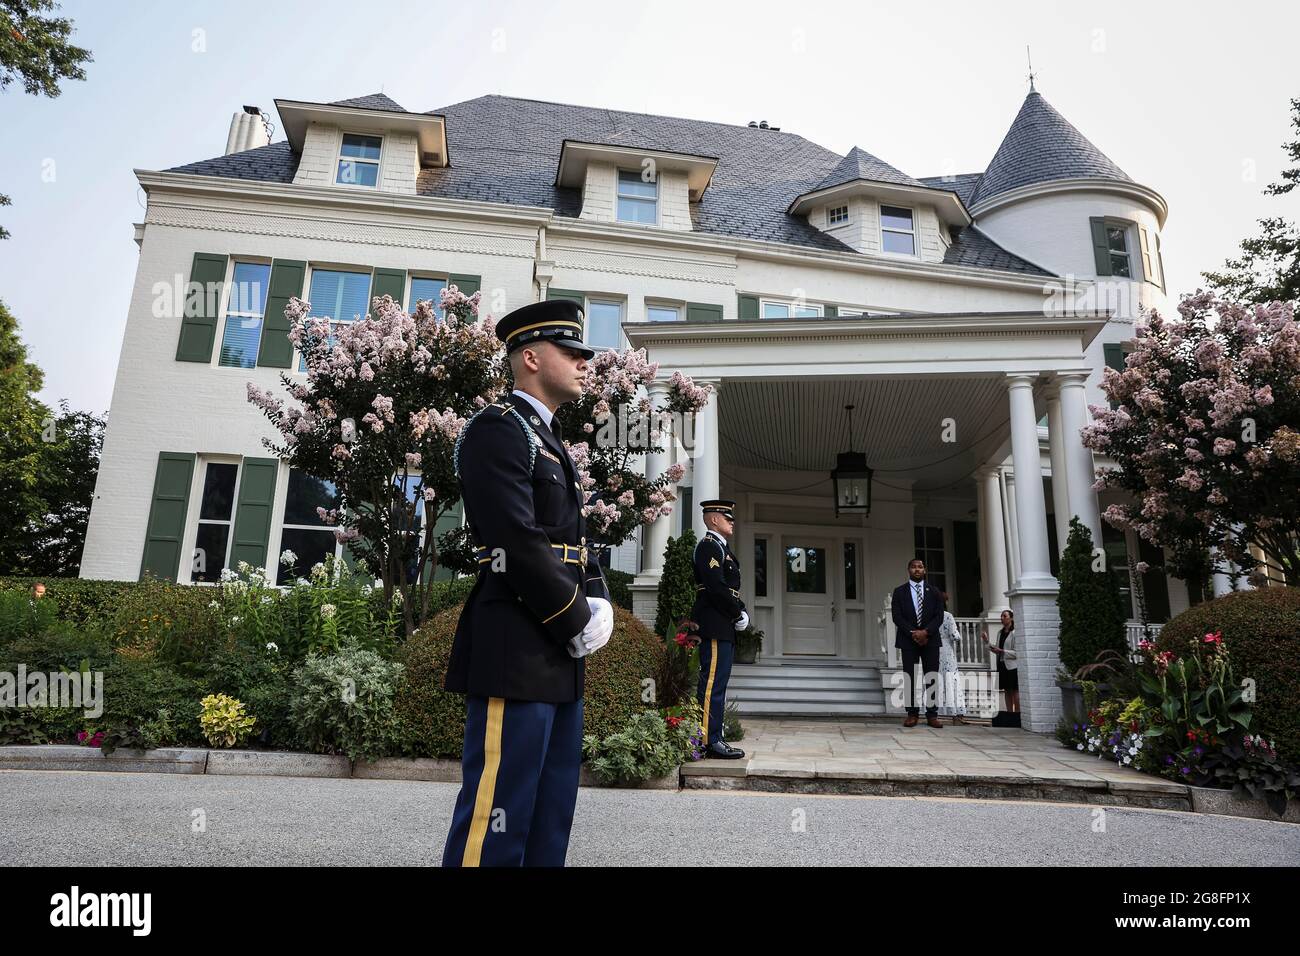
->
<box><xmin>665</xmin><ymin>716</ymin><xmax>682</xmax><ymax>728</ymax></box>
<box><xmin>1186</xmin><ymin>731</ymin><xmax>1196</xmax><ymax>740</ymax></box>
<box><xmin>1203</xmin><ymin>631</ymin><xmax>1223</xmax><ymax>646</ymax></box>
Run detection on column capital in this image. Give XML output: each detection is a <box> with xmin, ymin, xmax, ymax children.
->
<box><xmin>1053</xmin><ymin>369</ymin><xmax>1092</xmax><ymax>387</ymax></box>
<box><xmin>1005</xmin><ymin>371</ymin><xmax>1040</xmax><ymax>388</ymax></box>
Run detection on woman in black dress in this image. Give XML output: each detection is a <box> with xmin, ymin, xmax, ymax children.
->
<box><xmin>982</xmin><ymin>609</ymin><xmax>1018</xmax><ymax>713</ymax></box>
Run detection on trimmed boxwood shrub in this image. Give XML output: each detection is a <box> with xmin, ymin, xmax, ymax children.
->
<box><xmin>1057</xmin><ymin>518</ymin><xmax>1129</xmax><ymax>674</ymax></box>
<box><xmin>604</xmin><ymin>568</ymin><xmax>633</xmax><ymax>611</ymax></box>
<box><xmin>1156</xmin><ymin>587</ymin><xmax>1300</xmax><ymax>765</ymax></box>
<box><xmin>393</xmin><ymin>603</ymin><xmax>667</xmax><ymax>759</ymax></box>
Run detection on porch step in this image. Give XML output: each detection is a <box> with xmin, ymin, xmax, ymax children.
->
<box><xmin>727</xmin><ymin>661</ymin><xmax>885</xmax><ymax>717</ymax></box>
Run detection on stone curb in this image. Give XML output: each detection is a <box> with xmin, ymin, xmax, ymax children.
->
<box><xmin>0</xmin><ymin>745</ymin><xmax>680</xmax><ymax>789</ymax></box>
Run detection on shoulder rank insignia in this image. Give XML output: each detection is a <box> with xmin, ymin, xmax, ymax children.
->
<box><xmin>709</xmin><ymin>557</ymin><xmax>720</xmax><ymax>568</ymax></box>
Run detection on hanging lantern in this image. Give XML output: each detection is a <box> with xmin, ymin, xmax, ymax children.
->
<box><xmin>831</xmin><ymin>404</ymin><xmax>872</xmax><ymax>517</ymax></box>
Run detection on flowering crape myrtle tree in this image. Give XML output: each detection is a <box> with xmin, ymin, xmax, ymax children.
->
<box><xmin>556</xmin><ymin>349</ymin><xmax>708</xmax><ymax>556</ymax></box>
<box><xmin>248</xmin><ymin>286</ymin><xmax>509</xmax><ymax>633</ymax></box>
<box><xmin>1081</xmin><ymin>293</ymin><xmax>1300</xmax><ymax>591</ymax></box>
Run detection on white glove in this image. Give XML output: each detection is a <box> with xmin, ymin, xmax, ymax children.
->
<box><xmin>566</xmin><ymin>635</ymin><xmax>590</xmax><ymax>659</ymax></box>
<box><xmin>572</xmin><ymin>597</ymin><xmax>614</xmax><ymax>655</ymax></box>
<box><xmin>734</xmin><ymin>610</ymin><xmax>750</xmax><ymax>631</ymax></box>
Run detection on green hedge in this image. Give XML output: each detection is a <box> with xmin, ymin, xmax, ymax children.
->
<box><xmin>394</xmin><ymin>603</ymin><xmax>666</xmax><ymax>758</ymax></box>
<box><xmin>604</xmin><ymin>568</ymin><xmax>633</xmax><ymax>611</ymax></box>
<box><xmin>1156</xmin><ymin>587</ymin><xmax>1300</xmax><ymax>765</ymax></box>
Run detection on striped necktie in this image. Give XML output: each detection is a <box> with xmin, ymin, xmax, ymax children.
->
<box><xmin>914</xmin><ymin>582</ymin><xmax>924</xmax><ymax>628</ymax></box>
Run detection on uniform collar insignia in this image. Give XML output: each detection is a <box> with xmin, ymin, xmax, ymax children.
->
<box><xmin>529</xmin><ymin>414</ymin><xmax>542</xmax><ymax>426</ymax></box>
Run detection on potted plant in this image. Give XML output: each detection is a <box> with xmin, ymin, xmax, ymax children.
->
<box><xmin>734</xmin><ymin>625</ymin><xmax>764</xmax><ymax>665</ymax></box>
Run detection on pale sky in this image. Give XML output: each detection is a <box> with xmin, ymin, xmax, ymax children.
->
<box><xmin>1</xmin><ymin>0</ymin><xmax>1296</xmax><ymax>415</ymax></box>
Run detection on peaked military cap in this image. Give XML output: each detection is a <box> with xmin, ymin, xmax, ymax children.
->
<box><xmin>496</xmin><ymin>299</ymin><xmax>595</xmax><ymax>360</ymax></box>
<box><xmin>700</xmin><ymin>499</ymin><xmax>737</xmax><ymax>520</ymax></box>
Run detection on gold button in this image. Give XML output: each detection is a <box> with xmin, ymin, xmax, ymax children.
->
<box><xmin>580</xmin><ymin>536</ymin><xmax>586</xmax><ymax>545</ymax></box>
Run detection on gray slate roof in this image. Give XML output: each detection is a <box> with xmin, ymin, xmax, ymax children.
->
<box><xmin>165</xmin><ymin>92</ymin><xmax>1052</xmax><ymax>276</ymax></box>
<box><xmin>328</xmin><ymin>92</ymin><xmax>407</xmax><ymax>112</ymax></box>
<box><xmin>970</xmin><ymin>91</ymin><xmax>1131</xmax><ymax>206</ymax></box>
<box><xmin>918</xmin><ymin>172</ymin><xmax>983</xmax><ymax>206</ymax></box>
<box><xmin>815</xmin><ymin>145</ymin><xmax>923</xmax><ymax>190</ymax></box>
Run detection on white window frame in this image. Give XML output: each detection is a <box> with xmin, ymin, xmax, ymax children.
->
<box><xmin>1103</xmin><ymin>219</ymin><xmax>1134</xmax><ymax>279</ymax></box>
<box><xmin>335</xmin><ymin>131</ymin><xmax>384</xmax><ymax>188</ymax></box>
<box><xmin>879</xmin><ymin>203</ymin><xmax>917</xmax><ymax>257</ymax></box>
<box><xmin>406</xmin><ymin>273</ymin><xmax>449</xmax><ymax>318</ymax></box>
<box><xmin>293</xmin><ymin>263</ymin><xmax>374</xmax><ymax>374</ymax></box>
<box><xmin>760</xmin><ymin>298</ymin><xmax>823</xmax><ymax>319</ymax></box>
<box><xmin>180</xmin><ymin>455</ymin><xmax>244</xmax><ymax>586</ymax></box>
<box><xmin>585</xmin><ymin>296</ymin><xmax>625</xmax><ymax>350</ymax></box>
<box><xmin>827</xmin><ymin>204</ymin><xmax>849</xmax><ymax>226</ymax></box>
<box><xmin>275</xmin><ymin>466</ymin><xmax>346</xmax><ymax>585</ymax></box>
<box><xmin>214</xmin><ymin>257</ymin><xmax>273</xmax><ymax>370</ymax></box>
<box><xmin>615</xmin><ymin>167</ymin><xmax>659</xmax><ymax>225</ymax></box>
<box><xmin>644</xmin><ymin>299</ymin><xmax>681</xmax><ymax>323</ymax></box>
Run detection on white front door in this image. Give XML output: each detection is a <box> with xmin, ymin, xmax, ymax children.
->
<box><xmin>782</xmin><ymin>539</ymin><xmax>836</xmax><ymax>655</ymax></box>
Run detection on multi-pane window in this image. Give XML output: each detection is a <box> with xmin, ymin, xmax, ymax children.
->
<box><xmin>843</xmin><ymin>541</ymin><xmax>858</xmax><ymax>600</ymax></box>
<box><xmin>761</xmin><ymin>300</ymin><xmax>822</xmax><ymax>319</ymax></box>
<box><xmin>277</xmin><ymin>469</ymin><xmax>341</xmax><ymax>585</ymax></box>
<box><xmin>647</xmin><ymin>304</ymin><xmax>680</xmax><ymax>323</ymax></box>
<box><xmin>616</xmin><ymin>169</ymin><xmax>657</xmax><ymax>224</ymax></box>
<box><xmin>1107</xmin><ymin>223</ymin><xmax>1133</xmax><ymax>277</ymax></box>
<box><xmin>299</xmin><ymin>268</ymin><xmax>371</xmax><ymax>370</ymax></box>
<box><xmin>407</xmin><ymin>276</ymin><xmax>447</xmax><ymax>318</ymax></box>
<box><xmin>218</xmin><ymin>262</ymin><xmax>271</xmax><ymax>368</ymax></box>
<box><xmin>828</xmin><ymin>204</ymin><xmax>849</xmax><ymax>225</ymax></box>
<box><xmin>914</xmin><ymin>525</ymin><xmax>946</xmax><ymax>595</ymax></box>
<box><xmin>193</xmin><ymin>462</ymin><xmax>238</xmax><ymax>583</ymax></box>
<box><xmin>586</xmin><ymin>299</ymin><xmax>623</xmax><ymax>349</ymax></box>
<box><xmin>753</xmin><ymin>537</ymin><xmax>768</xmax><ymax>598</ymax></box>
<box><xmin>336</xmin><ymin>133</ymin><xmax>382</xmax><ymax>187</ymax></box>
<box><xmin>880</xmin><ymin>205</ymin><xmax>916</xmax><ymax>255</ymax></box>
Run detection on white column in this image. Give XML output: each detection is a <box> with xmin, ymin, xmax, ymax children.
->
<box><xmin>640</xmin><ymin>380</ymin><xmax>672</xmax><ymax>575</ymax></box>
<box><xmin>1002</xmin><ymin>471</ymin><xmax>1021</xmax><ymax>584</ymax></box>
<box><xmin>978</xmin><ymin>468</ymin><xmax>1010</xmax><ymax>615</ymax></box>
<box><xmin>1056</xmin><ymin>371</ymin><xmax>1103</xmax><ymax>546</ymax></box>
<box><xmin>690</xmin><ymin>380</ymin><xmax>721</xmax><ymax>543</ymax></box>
<box><xmin>1006</xmin><ymin>372</ymin><xmax>1063</xmax><ymax>733</ymax></box>
<box><xmin>1046</xmin><ymin>389</ymin><xmax>1070</xmax><ymax>554</ymax></box>
<box><xmin>1007</xmin><ymin>374</ymin><xmax>1054</xmax><ymax>588</ymax></box>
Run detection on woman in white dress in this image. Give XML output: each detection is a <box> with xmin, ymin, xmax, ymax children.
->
<box><xmin>937</xmin><ymin>592</ymin><xmax>967</xmax><ymax>724</ymax></box>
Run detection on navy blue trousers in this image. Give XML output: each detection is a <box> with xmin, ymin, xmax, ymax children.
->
<box><xmin>441</xmin><ymin>695</ymin><xmax>583</xmax><ymax>867</ymax></box>
<box><xmin>696</xmin><ymin>637</ymin><xmax>733</xmax><ymax>747</ymax></box>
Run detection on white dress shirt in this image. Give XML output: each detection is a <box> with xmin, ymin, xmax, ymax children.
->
<box><xmin>511</xmin><ymin>388</ymin><xmax>554</xmax><ymax>429</ymax></box>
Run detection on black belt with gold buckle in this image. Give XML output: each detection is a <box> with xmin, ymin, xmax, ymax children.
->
<box><xmin>474</xmin><ymin>543</ymin><xmax>588</xmax><ymax>567</ymax></box>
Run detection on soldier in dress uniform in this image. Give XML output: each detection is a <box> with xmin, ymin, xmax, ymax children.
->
<box><xmin>692</xmin><ymin>499</ymin><xmax>748</xmax><ymax>759</ymax></box>
<box><xmin>441</xmin><ymin>298</ymin><xmax>615</xmax><ymax>867</ymax></box>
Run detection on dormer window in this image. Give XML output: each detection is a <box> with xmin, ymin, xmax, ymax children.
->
<box><xmin>336</xmin><ymin>133</ymin><xmax>382</xmax><ymax>187</ymax></box>
<box><xmin>880</xmin><ymin>205</ymin><xmax>916</xmax><ymax>255</ymax></box>
<box><xmin>616</xmin><ymin>169</ymin><xmax>658</xmax><ymax>224</ymax></box>
<box><xmin>828</xmin><ymin>204</ymin><xmax>849</xmax><ymax>225</ymax></box>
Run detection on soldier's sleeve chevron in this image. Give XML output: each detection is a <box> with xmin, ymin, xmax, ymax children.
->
<box><xmin>456</xmin><ymin>408</ymin><xmax>592</xmax><ymax>643</ymax></box>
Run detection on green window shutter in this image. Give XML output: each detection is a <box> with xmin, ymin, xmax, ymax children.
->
<box><xmin>229</xmin><ymin>458</ymin><xmax>279</xmax><ymax>570</ymax></box>
<box><xmin>547</xmin><ymin>287</ymin><xmax>585</xmax><ymax>304</ymax></box>
<box><xmin>824</xmin><ymin>305</ymin><xmax>838</xmax><ymax>319</ymax></box>
<box><xmin>1154</xmin><ymin>232</ymin><xmax>1166</xmax><ymax>293</ymax></box>
<box><xmin>176</xmin><ymin>253</ymin><xmax>228</xmax><ymax>362</ymax></box>
<box><xmin>1103</xmin><ymin>343</ymin><xmax>1125</xmax><ymax>372</ymax></box>
<box><xmin>1089</xmin><ymin>218</ymin><xmax>1112</xmax><ymax>277</ymax></box>
<box><xmin>140</xmin><ymin>452</ymin><xmax>196</xmax><ymax>582</ymax></box>
<box><xmin>737</xmin><ymin>294</ymin><xmax>759</xmax><ymax>320</ymax></box>
<box><xmin>257</xmin><ymin>259</ymin><xmax>307</xmax><ymax>368</ymax></box>
<box><xmin>370</xmin><ymin>268</ymin><xmax>407</xmax><ymax>310</ymax></box>
<box><xmin>449</xmin><ymin>273</ymin><xmax>481</xmax><ymax>297</ymax></box>
<box><xmin>685</xmin><ymin>302</ymin><xmax>722</xmax><ymax>323</ymax></box>
<box><xmin>431</xmin><ymin>501</ymin><xmax>465</xmax><ymax>582</ymax></box>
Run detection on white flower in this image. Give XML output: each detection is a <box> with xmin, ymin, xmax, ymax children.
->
<box><xmin>261</xmin><ymin>595</ymin><xmax>273</xmax><ymax>604</ymax></box>
<box><xmin>208</xmin><ymin>600</ymin><xmax>220</xmax><ymax>609</ymax></box>
<box><xmin>231</xmin><ymin>615</ymin><xmax>241</xmax><ymax>625</ymax></box>
<box><xmin>310</xmin><ymin>562</ymin><xmax>327</xmax><ymax>581</ymax></box>
<box><xmin>295</xmin><ymin>577</ymin><xmax>310</xmax><ymax>588</ymax></box>
<box><xmin>1076</xmin><ymin>743</ymin><xmax>1084</xmax><ymax>751</ymax></box>
<box><xmin>266</xmin><ymin>642</ymin><xmax>279</xmax><ymax>653</ymax></box>
<box><xmin>320</xmin><ymin>603</ymin><xmax>337</xmax><ymax>620</ymax></box>
<box><xmin>280</xmin><ymin>549</ymin><xmax>298</xmax><ymax>566</ymax></box>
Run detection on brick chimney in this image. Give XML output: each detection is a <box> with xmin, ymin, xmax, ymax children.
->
<box><xmin>225</xmin><ymin>105</ymin><xmax>270</xmax><ymax>155</ymax></box>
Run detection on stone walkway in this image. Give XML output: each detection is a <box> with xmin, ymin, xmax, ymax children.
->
<box><xmin>683</xmin><ymin>717</ymin><xmax>1190</xmax><ymax>809</ymax></box>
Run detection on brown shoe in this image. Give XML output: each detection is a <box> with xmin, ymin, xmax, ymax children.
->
<box><xmin>927</xmin><ymin>716</ymin><xmax>944</xmax><ymax>729</ymax></box>
<box><xmin>902</xmin><ymin>714</ymin><xmax>918</xmax><ymax>727</ymax></box>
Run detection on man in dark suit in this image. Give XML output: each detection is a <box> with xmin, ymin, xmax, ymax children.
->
<box><xmin>891</xmin><ymin>557</ymin><xmax>945</xmax><ymax>728</ymax></box>
<box><xmin>691</xmin><ymin>499</ymin><xmax>748</xmax><ymax>758</ymax></box>
<box><xmin>441</xmin><ymin>299</ymin><xmax>615</xmax><ymax>867</ymax></box>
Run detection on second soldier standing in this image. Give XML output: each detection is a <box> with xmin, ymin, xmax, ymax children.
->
<box><xmin>692</xmin><ymin>499</ymin><xmax>747</xmax><ymax>759</ymax></box>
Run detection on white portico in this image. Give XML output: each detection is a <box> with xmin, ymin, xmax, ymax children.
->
<box><xmin>627</xmin><ymin>309</ymin><xmax>1108</xmax><ymax>733</ymax></box>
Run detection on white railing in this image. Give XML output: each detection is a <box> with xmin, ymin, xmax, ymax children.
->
<box><xmin>877</xmin><ymin>601</ymin><xmax>996</xmax><ymax>670</ymax></box>
<box><xmin>1126</xmin><ymin>621</ymin><xmax>1163</xmax><ymax>651</ymax></box>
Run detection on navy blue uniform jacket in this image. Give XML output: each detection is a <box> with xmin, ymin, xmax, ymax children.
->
<box><xmin>444</xmin><ymin>392</ymin><xmax>605</xmax><ymax>703</ymax></box>
<box><xmin>691</xmin><ymin>532</ymin><xmax>746</xmax><ymax>643</ymax></box>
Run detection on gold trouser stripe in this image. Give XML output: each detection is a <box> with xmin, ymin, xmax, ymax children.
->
<box><xmin>462</xmin><ymin>697</ymin><xmax>505</xmax><ymax>867</ymax></box>
<box><xmin>701</xmin><ymin>639</ymin><xmax>719</xmax><ymax>743</ymax></box>
<box><xmin>542</xmin><ymin>582</ymin><xmax>579</xmax><ymax>624</ymax></box>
